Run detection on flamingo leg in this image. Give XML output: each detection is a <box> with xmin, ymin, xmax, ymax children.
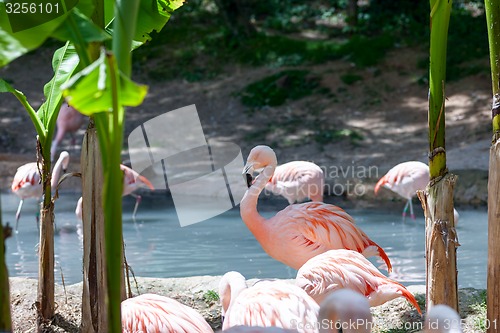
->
<box><xmin>130</xmin><ymin>193</ymin><xmax>142</xmax><ymax>220</ymax></box>
<box><xmin>15</xmin><ymin>199</ymin><xmax>24</xmax><ymax>232</ymax></box>
<box><xmin>401</xmin><ymin>200</ymin><xmax>410</xmax><ymax>220</ymax></box>
<box><xmin>409</xmin><ymin>198</ymin><xmax>415</xmax><ymax>220</ymax></box>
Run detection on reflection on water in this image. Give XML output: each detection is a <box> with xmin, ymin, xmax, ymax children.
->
<box><xmin>2</xmin><ymin>191</ymin><xmax>487</xmax><ymax>288</ymax></box>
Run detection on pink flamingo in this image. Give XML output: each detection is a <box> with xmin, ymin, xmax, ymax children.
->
<box><xmin>424</xmin><ymin>305</ymin><xmax>462</xmax><ymax>333</ymax></box>
<box><xmin>11</xmin><ymin>151</ymin><xmax>70</xmax><ymax>231</ymax></box>
<box><xmin>121</xmin><ymin>293</ymin><xmax>214</xmax><ymax>333</ymax></box>
<box><xmin>375</xmin><ymin>161</ymin><xmax>459</xmax><ymax>222</ymax></box>
<box><xmin>51</xmin><ymin>103</ymin><xmax>86</xmax><ymax>162</ymax></box>
<box><xmin>219</xmin><ymin>271</ymin><xmax>319</xmax><ymax>332</ymax></box>
<box><xmin>318</xmin><ymin>289</ymin><xmax>372</xmax><ymax>333</ymax></box>
<box><xmin>241</xmin><ymin>145</ymin><xmax>392</xmax><ymax>272</ymax></box>
<box><xmin>266</xmin><ymin>161</ymin><xmax>324</xmax><ymax>204</ymax></box>
<box><xmin>75</xmin><ymin>164</ymin><xmax>154</xmax><ymax>220</ymax></box>
<box><xmin>295</xmin><ymin>249</ymin><xmax>421</xmax><ymax>314</ymax></box>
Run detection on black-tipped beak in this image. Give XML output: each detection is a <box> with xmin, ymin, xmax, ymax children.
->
<box><xmin>245</xmin><ymin>173</ymin><xmax>253</xmax><ymax>188</ymax></box>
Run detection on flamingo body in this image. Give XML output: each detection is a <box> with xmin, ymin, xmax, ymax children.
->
<box><xmin>222</xmin><ymin>326</ymin><xmax>298</xmax><ymax>333</ymax></box>
<box><xmin>318</xmin><ymin>289</ymin><xmax>372</xmax><ymax>333</ymax></box>
<box><xmin>121</xmin><ymin>293</ymin><xmax>213</xmax><ymax>333</ymax></box>
<box><xmin>51</xmin><ymin>103</ymin><xmax>86</xmax><ymax>161</ymax></box>
<box><xmin>75</xmin><ymin>164</ymin><xmax>154</xmax><ymax>219</ymax></box>
<box><xmin>295</xmin><ymin>249</ymin><xmax>421</xmax><ymax>314</ymax></box>
<box><xmin>12</xmin><ymin>151</ymin><xmax>70</xmax><ymax>230</ymax></box>
<box><xmin>424</xmin><ymin>304</ymin><xmax>462</xmax><ymax>333</ymax></box>
<box><xmin>266</xmin><ymin>161</ymin><xmax>324</xmax><ymax>204</ymax></box>
<box><xmin>241</xmin><ymin>146</ymin><xmax>392</xmax><ymax>272</ymax></box>
<box><xmin>219</xmin><ymin>271</ymin><xmax>319</xmax><ymax>333</ymax></box>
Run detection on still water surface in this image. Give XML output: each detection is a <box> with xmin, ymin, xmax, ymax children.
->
<box><xmin>2</xmin><ymin>191</ymin><xmax>487</xmax><ymax>288</ymax></box>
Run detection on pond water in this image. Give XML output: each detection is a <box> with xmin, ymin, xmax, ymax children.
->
<box><xmin>2</xmin><ymin>191</ymin><xmax>487</xmax><ymax>288</ymax></box>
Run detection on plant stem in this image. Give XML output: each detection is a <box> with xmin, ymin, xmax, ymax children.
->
<box><xmin>428</xmin><ymin>0</ymin><xmax>452</xmax><ymax>179</ymax></box>
<box><xmin>485</xmin><ymin>0</ymin><xmax>500</xmax><ymax>134</ymax></box>
<box><xmin>0</xmin><ymin>197</ymin><xmax>12</xmax><ymax>332</ymax></box>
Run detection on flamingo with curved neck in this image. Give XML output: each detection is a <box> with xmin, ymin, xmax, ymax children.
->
<box><xmin>240</xmin><ymin>145</ymin><xmax>392</xmax><ymax>272</ymax></box>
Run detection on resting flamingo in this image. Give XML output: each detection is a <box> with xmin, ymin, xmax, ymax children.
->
<box><xmin>266</xmin><ymin>161</ymin><xmax>324</xmax><ymax>204</ymax></box>
<box><xmin>121</xmin><ymin>293</ymin><xmax>213</xmax><ymax>333</ymax></box>
<box><xmin>241</xmin><ymin>145</ymin><xmax>392</xmax><ymax>272</ymax></box>
<box><xmin>424</xmin><ymin>304</ymin><xmax>462</xmax><ymax>333</ymax></box>
<box><xmin>295</xmin><ymin>249</ymin><xmax>421</xmax><ymax>314</ymax></box>
<box><xmin>11</xmin><ymin>151</ymin><xmax>70</xmax><ymax>231</ymax></box>
<box><xmin>219</xmin><ymin>271</ymin><xmax>319</xmax><ymax>332</ymax></box>
<box><xmin>318</xmin><ymin>289</ymin><xmax>372</xmax><ymax>333</ymax></box>
<box><xmin>51</xmin><ymin>103</ymin><xmax>86</xmax><ymax>161</ymax></box>
<box><xmin>75</xmin><ymin>164</ymin><xmax>154</xmax><ymax>219</ymax></box>
<box><xmin>375</xmin><ymin>161</ymin><xmax>459</xmax><ymax>222</ymax></box>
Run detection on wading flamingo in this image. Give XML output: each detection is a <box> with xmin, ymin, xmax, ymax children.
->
<box><xmin>51</xmin><ymin>103</ymin><xmax>86</xmax><ymax>161</ymax></box>
<box><xmin>266</xmin><ymin>161</ymin><xmax>324</xmax><ymax>204</ymax></box>
<box><xmin>219</xmin><ymin>271</ymin><xmax>319</xmax><ymax>333</ymax></box>
<box><xmin>424</xmin><ymin>305</ymin><xmax>462</xmax><ymax>333</ymax></box>
<box><xmin>295</xmin><ymin>249</ymin><xmax>421</xmax><ymax>314</ymax></box>
<box><xmin>75</xmin><ymin>164</ymin><xmax>154</xmax><ymax>219</ymax></box>
<box><xmin>375</xmin><ymin>161</ymin><xmax>459</xmax><ymax>222</ymax></box>
<box><xmin>11</xmin><ymin>151</ymin><xmax>70</xmax><ymax>231</ymax></box>
<box><xmin>241</xmin><ymin>145</ymin><xmax>392</xmax><ymax>272</ymax></box>
<box><xmin>318</xmin><ymin>289</ymin><xmax>372</xmax><ymax>333</ymax></box>
<box><xmin>121</xmin><ymin>293</ymin><xmax>213</xmax><ymax>333</ymax></box>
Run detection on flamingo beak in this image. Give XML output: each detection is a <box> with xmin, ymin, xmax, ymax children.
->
<box><xmin>243</xmin><ymin>163</ymin><xmax>254</xmax><ymax>188</ymax></box>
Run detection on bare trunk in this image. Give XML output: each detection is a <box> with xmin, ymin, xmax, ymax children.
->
<box><xmin>80</xmin><ymin>124</ymin><xmax>126</xmax><ymax>333</ymax></box>
<box><xmin>80</xmin><ymin>125</ymin><xmax>108</xmax><ymax>333</ymax></box>
<box><xmin>487</xmin><ymin>138</ymin><xmax>500</xmax><ymax>332</ymax></box>
<box><xmin>417</xmin><ymin>173</ymin><xmax>459</xmax><ymax>311</ymax></box>
<box><xmin>37</xmin><ymin>205</ymin><xmax>55</xmax><ymax>325</ymax></box>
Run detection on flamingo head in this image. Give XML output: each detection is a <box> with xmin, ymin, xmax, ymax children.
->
<box><xmin>243</xmin><ymin>145</ymin><xmax>277</xmax><ymax>187</ymax></box>
<box><xmin>58</xmin><ymin>151</ymin><xmax>70</xmax><ymax>172</ymax></box>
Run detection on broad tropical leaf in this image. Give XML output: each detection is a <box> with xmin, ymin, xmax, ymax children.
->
<box><xmin>62</xmin><ymin>50</ymin><xmax>147</xmax><ymax>115</ymax></box>
<box><xmin>52</xmin><ymin>8</ymin><xmax>110</xmax><ymax>44</ymax></box>
<box><xmin>37</xmin><ymin>42</ymin><xmax>80</xmax><ymax>136</ymax></box>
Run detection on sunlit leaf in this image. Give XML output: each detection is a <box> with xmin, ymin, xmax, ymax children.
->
<box><xmin>37</xmin><ymin>42</ymin><xmax>80</xmax><ymax>130</ymax></box>
<box><xmin>62</xmin><ymin>50</ymin><xmax>148</xmax><ymax>115</ymax></box>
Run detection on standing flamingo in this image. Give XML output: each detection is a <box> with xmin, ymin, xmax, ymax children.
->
<box><xmin>75</xmin><ymin>164</ymin><xmax>154</xmax><ymax>219</ymax></box>
<box><xmin>424</xmin><ymin>305</ymin><xmax>462</xmax><ymax>333</ymax></box>
<box><xmin>121</xmin><ymin>293</ymin><xmax>214</xmax><ymax>333</ymax></box>
<box><xmin>266</xmin><ymin>161</ymin><xmax>324</xmax><ymax>204</ymax></box>
<box><xmin>375</xmin><ymin>161</ymin><xmax>459</xmax><ymax>222</ymax></box>
<box><xmin>219</xmin><ymin>271</ymin><xmax>319</xmax><ymax>332</ymax></box>
<box><xmin>51</xmin><ymin>103</ymin><xmax>86</xmax><ymax>161</ymax></box>
<box><xmin>241</xmin><ymin>145</ymin><xmax>392</xmax><ymax>272</ymax></box>
<box><xmin>295</xmin><ymin>249</ymin><xmax>421</xmax><ymax>314</ymax></box>
<box><xmin>11</xmin><ymin>151</ymin><xmax>70</xmax><ymax>231</ymax></box>
<box><xmin>318</xmin><ymin>289</ymin><xmax>372</xmax><ymax>333</ymax></box>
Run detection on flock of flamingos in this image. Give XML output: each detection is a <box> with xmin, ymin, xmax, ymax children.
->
<box><xmin>9</xmin><ymin>104</ymin><xmax>462</xmax><ymax>332</ymax></box>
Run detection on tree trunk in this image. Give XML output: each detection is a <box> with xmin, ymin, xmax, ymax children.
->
<box><xmin>37</xmin><ymin>204</ymin><xmax>55</xmax><ymax>325</ymax></box>
<box><xmin>417</xmin><ymin>173</ymin><xmax>459</xmax><ymax>310</ymax></box>
<box><xmin>347</xmin><ymin>0</ymin><xmax>358</xmax><ymax>27</ymax></box>
<box><xmin>80</xmin><ymin>123</ymin><xmax>108</xmax><ymax>333</ymax></box>
<box><xmin>487</xmin><ymin>138</ymin><xmax>500</xmax><ymax>332</ymax></box>
<box><xmin>0</xmin><ymin>200</ymin><xmax>12</xmax><ymax>332</ymax></box>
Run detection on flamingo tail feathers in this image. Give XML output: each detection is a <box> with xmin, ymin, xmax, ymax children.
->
<box><xmin>138</xmin><ymin>174</ymin><xmax>155</xmax><ymax>190</ymax></box>
<box><xmin>398</xmin><ymin>285</ymin><xmax>422</xmax><ymax>315</ymax></box>
<box><xmin>363</xmin><ymin>242</ymin><xmax>393</xmax><ymax>273</ymax></box>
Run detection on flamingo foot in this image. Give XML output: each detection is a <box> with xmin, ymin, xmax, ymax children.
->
<box><xmin>410</xmin><ymin>213</ymin><xmax>416</xmax><ymax>220</ymax></box>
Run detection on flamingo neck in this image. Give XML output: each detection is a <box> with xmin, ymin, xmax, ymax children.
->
<box><xmin>220</xmin><ymin>274</ymin><xmax>247</xmax><ymax>317</ymax></box>
<box><xmin>240</xmin><ymin>165</ymin><xmax>275</xmax><ymax>236</ymax></box>
<box><xmin>51</xmin><ymin>155</ymin><xmax>66</xmax><ymax>188</ymax></box>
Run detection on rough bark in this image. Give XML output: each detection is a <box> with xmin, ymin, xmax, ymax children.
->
<box><xmin>80</xmin><ymin>125</ymin><xmax>107</xmax><ymax>333</ymax></box>
<box><xmin>417</xmin><ymin>173</ymin><xmax>459</xmax><ymax>311</ymax></box>
<box><xmin>37</xmin><ymin>205</ymin><xmax>55</xmax><ymax>325</ymax></box>
<box><xmin>487</xmin><ymin>138</ymin><xmax>500</xmax><ymax>333</ymax></box>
